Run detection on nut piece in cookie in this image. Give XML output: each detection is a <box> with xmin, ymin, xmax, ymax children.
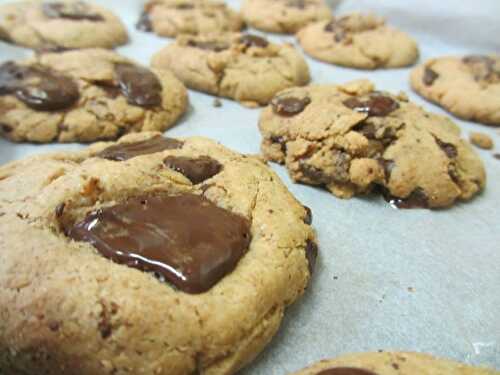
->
<box><xmin>411</xmin><ymin>55</ymin><xmax>500</xmax><ymax>126</ymax></box>
<box><xmin>0</xmin><ymin>49</ymin><xmax>188</xmax><ymax>143</ymax></box>
<box><xmin>0</xmin><ymin>1</ymin><xmax>128</xmax><ymax>50</ymax></box>
<box><xmin>137</xmin><ymin>0</ymin><xmax>244</xmax><ymax>37</ymax></box>
<box><xmin>259</xmin><ymin>80</ymin><xmax>486</xmax><ymax>208</ymax></box>
<box><xmin>241</xmin><ymin>0</ymin><xmax>332</xmax><ymax>34</ymax></box>
<box><xmin>297</xmin><ymin>13</ymin><xmax>419</xmax><ymax>69</ymax></box>
<box><xmin>151</xmin><ymin>32</ymin><xmax>310</xmax><ymax>106</ymax></box>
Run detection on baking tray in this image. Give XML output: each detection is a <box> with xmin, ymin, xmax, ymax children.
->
<box><xmin>0</xmin><ymin>0</ymin><xmax>498</xmax><ymax>374</ymax></box>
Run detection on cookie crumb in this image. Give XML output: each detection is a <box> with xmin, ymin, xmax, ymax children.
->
<box><xmin>469</xmin><ymin>132</ymin><xmax>494</xmax><ymax>150</ymax></box>
<box><xmin>213</xmin><ymin>98</ymin><xmax>222</xmax><ymax>108</ymax></box>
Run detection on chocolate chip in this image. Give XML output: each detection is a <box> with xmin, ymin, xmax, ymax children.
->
<box><xmin>271</xmin><ymin>96</ymin><xmax>311</xmax><ymax>117</ymax></box>
<box><xmin>270</xmin><ymin>135</ymin><xmax>287</xmax><ymax>153</ymax></box>
<box><xmin>48</xmin><ymin>321</ymin><xmax>60</xmax><ymax>332</ymax></box>
<box><xmin>343</xmin><ymin>95</ymin><xmax>399</xmax><ymax>117</ymax></box>
<box><xmin>324</xmin><ymin>20</ymin><xmax>348</xmax><ymax>42</ymax></box>
<box><xmin>378</xmin><ymin>158</ymin><xmax>395</xmax><ymax>181</ymax></box>
<box><xmin>316</xmin><ymin>367</ymin><xmax>379</xmax><ymax>375</ymax></box>
<box><xmin>494</xmin><ymin>154</ymin><xmax>500</xmax><ymax>160</ymax></box>
<box><xmin>305</xmin><ymin>239</ymin><xmax>318</xmax><ymax>274</ymax></box>
<box><xmin>0</xmin><ymin>62</ymin><xmax>79</xmax><ymax>111</ymax></box>
<box><xmin>136</xmin><ymin>10</ymin><xmax>152</xmax><ymax>32</ymax></box>
<box><xmin>67</xmin><ymin>194</ymin><xmax>251</xmax><ymax>294</ymax></box>
<box><xmin>163</xmin><ymin>156</ymin><xmax>222</xmax><ymax>184</ymax></box>
<box><xmin>97</xmin><ymin>136</ymin><xmax>183</xmax><ymax>161</ymax></box>
<box><xmin>0</xmin><ymin>123</ymin><xmax>12</xmax><ymax>133</ymax></box>
<box><xmin>114</xmin><ymin>64</ymin><xmax>162</xmax><ymax>108</ymax></box>
<box><xmin>423</xmin><ymin>67</ymin><xmax>439</xmax><ymax>86</ymax></box>
<box><xmin>434</xmin><ymin>137</ymin><xmax>457</xmax><ymax>158</ymax></box>
<box><xmin>300</xmin><ymin>164</ymin><xmax>330</xmax><ymax>184</ymax></box>
<box><xmin>383</xmin><ymin>187</ymin><xmax>429</xmax><ymax>209</ymax></box>
<box><xmin>392</xmin><ymin>363</ymin><xmax>399</xmax><ymax>370</ymax></box>
<box><xmin>239</xmin><ymin>34</ymin><xmax>269</xmax><ymax>49</ymax></box>
<box><xmin>42</xmin><ymin>2</ymin><xmax>104</xmax><ymax>21</ymax></box>
<box><xmin>55</xmin><ymin>203</ymin><xmax>65</xmax><ymax>218</ymax></box>
<box><xmin>303</xmin><ymin>205</ymin><xmax>312</xmax><ymax>224</ymax></box>
<box><xmin>186</xmin><ymin>40</ymin><xmax>229</xmax><ymax>52</ymax></box>
<box><xmin>462</xmin><ymin>55</ymin><xmax>500</xmax><ymax>82</ymax></box>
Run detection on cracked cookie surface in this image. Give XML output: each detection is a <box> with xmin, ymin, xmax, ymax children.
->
<box><xmin>0</xmin><ymin>49</ymin><xmax>188</xmax><ymax>143</ymax></box>
<box><xmin>0</xmin><ymin>132</ymin><xmax>317</xmax><ymax>375</ymax></box>
<box><xmin>411</xmin><ymin>55</ymin><xmax>500</xmax><ymax>126</ymax></box>
<box><xmin>0</xmin><ymin>0</ymin><xmax>128</xmax><ymax>50</ymax></box>
<box><xmin>137</xmin><ymin>0</ymin><xmax>244</xmax><ymax>37</ymax></box>
<box><xmin>290</xmin><ymin>351</ymin><xmax>499</xmax><ymax>375</ymax></box>
<box><xmin>241</xmin><ymin>0</ymin><xmax>332</xmax><ymax>34</ymax></box>
<box><xmin>259</xmin><ymin>80</ymin><xmax>486</xmax><ymax>208</ymax></box>
<box><xmin>151</xmin><ymin>33</ymin><xmax>310</xmax><ymax>106</ymax></box>
<box><xmin>297</xmin><ymin>13</ymin><xmax>419</xmax><ymax>69</ymax></box>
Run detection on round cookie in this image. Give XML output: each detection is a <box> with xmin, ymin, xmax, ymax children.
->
<box><xmin>0</xmin><ymin>132</ymin><xmax>317</xmax><ymax>375</ymax></box>
<box><xmin>0</xmin><ymin>49</ymin><xmax>188</xmax><ymax>143</ymax></box>
<box><xmin>151</xmin><ymin>33</ymin><xmax>310</xmax><ymax>106</ymax></box>
<box><xmin>137</xmin><ymin>0</ymin><xmax>244</xmax><ymax>37</ymax></box>
<box><xmin>241</xmin><ymin>0</ymin><xmax>332</xmax><ymax>34</ymax></box>
<box><xmin>0</xmin><ymin>0</ymin><xmax>128</xmax><ymax>50</ymax></box>
<box><xmin>259</xmin><ymin>80</ymin><xmax>486</xmax><ymax>208</ymax></box>
<box><xmin>297</xmin><ymin>13</ymin><xmax>419</xmax><ymax>69</ymax></box>
<box><xmin>291</xmin><ymin>352</ymin><xmax>499</xmax><ymax>375</ymax></box>
<box><xmin>411</xmin><ymin>55</ymin><xmax>500</xmax><ymax>126</ymax></box>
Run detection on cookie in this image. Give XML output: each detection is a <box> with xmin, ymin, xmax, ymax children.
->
<box><xmin>297</xmin><ymin>13</ymin><xmax>419</xmax><ymax>69</ymax></box>
<box><xmin>0</xmin><ymin>49</ymin><xmax>188</xmax><ymax>143</ymax></box>
<box><xmin>290</xmin><ymin>352</ymin><xmax>499</xmax><ymax>375</ymax></box>
<box><xmin>137</xmin><ymin>0</ymin><xmax>244</xmax><ymax>37</ymax></box>
<box><xmin>0</xmin><ymin>0</ymin><xmax>128</xmax><ymax>50</ymax></box>
<box><xmin>411</xmin><ymin>55</ymin><xmax>500</xmax><ymax>126</ymax></box>
<box><xmin>151</xmin><ymin>33</ymin><xmax>310</xmax><ymax>106</ymax></box>
<box><xmin>259</xmin><ymin>80</ymin><xmax>486</xmax><ymax>208</ymax></box>
<box><xmin>241</xmin><ymin>0</ymin><xmax>332</xmax><ymax>34</ymax></box>
<box><xmin>0</xmin><ymin>131</ymin><xmax>317</xmax><ymax>375</ymax></box>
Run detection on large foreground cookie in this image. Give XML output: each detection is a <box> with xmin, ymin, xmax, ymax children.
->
<box><xmin>259</xmin><ymin>80</ymin><xmax>486</xmax><ymax>208</ymax></box>
<box><xmin>151</xmin><ymin>33</ymin><xmax>310</xmax><ymax>106</ymax></box>
<box><xmin>0</xmin><ymin>49</ymin><xmax>188</xmax><ymax>143</ymax></box>
<box><xmin>0</xmin><ymin>0</ymin><xmax>128</xmax><ymax>50</ymax></box>
<box><xmin>241</xmin><ymin>0</ymin><xmax>332</xmax><ymax>34</ymax></box>
<box><xmin>137</xmin><ymin>0</ymin><xmax>244</xmax><ymax>37</ymax></box>
<box><xmin>291</xmin><ymin>352</ymin><xmax>499</xmax><ymax>374</ymax></box>
<box><xmin>297</xmin><ymin>13</ymin><xmax>419</xmax><ymax>69</ymax></box>
<box><xmin>0</xmin><ymin>132</ymin><xmax>317</xmax><ymax>375</ymax></box>
<box><xmin>411</xmin><ymin>55</ymin><xmax>500</xmax><ymax>126</ymax></box>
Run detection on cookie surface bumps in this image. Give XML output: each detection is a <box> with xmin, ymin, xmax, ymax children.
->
<box><xmin>411</xmin><ymin>55</ymin><xmax>500</xmax><ymax>126</ymax></box>
<box><xmin>297</xmin><ymin>13</ymin><xmax>419</xmax><ymax>69</ymax></box>
<box><xmin>0</xmin><ymin>132</ymin><xmax>316</xmax><ymax>375</ymax></box>
<box><xmin>259</xmin><ymin>80</ymin><xmax>486</xmax><ymax>208</ymax></box>
<box><xmin>0</xmin><ymin>0</ymin><xmax>128</xmax><ymax>50</ymax></box>
<box><xmin>151</xmin><ymin>33</ymin><xmax>310</xmax><ymax>106</ymax></box>
<box><xmin>0</xmin><ymin>49</ymin><xmax>188</xmax><ymax>143</ymax></box>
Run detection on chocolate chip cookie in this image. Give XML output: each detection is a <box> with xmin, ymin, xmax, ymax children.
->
<box><xmin>411</xmin><ymin>55</ymin><xmax>500</xmax><ymax>126</ymax></box>
<box><xmin>0</xmin><ymin>49</ymin><xmax>188</xmax><ymax>143</ymax></box>
<box><xmin>297</xmin><ymin>13</ymin><xmax>419</xmax><ymax>69</ymax></box>
<box><xmin>241</xmin><ymin>0</ymin><xmax>332</xmax><ymax>34</ymax></box>
<box><xmin>291</xmin><ymin>352</ymin><xmax>498</xmax><ymax>375</ymax></box>
<box><xmin>0</xmin><ymin>1</ymin><xmax>128</xmax><ymax>50</ymax></box>
<box><xmin>259</xmin><ymin>80</ymin><xmax>486</xmax><ymax>208</ymax></box>
<box><xmin>0</xmin><ymin>132</ymin><xmax>317</xmax><ymax>375</ymax></box>
<box><xmin>151</xmin><ymin>33</ymin><xmax>310</xmax><ymax>106</ymax></box>
<box><xmin>137</xmin><ymin>0</ymin><xmax>244</xmax><ymax>37</ymax></box>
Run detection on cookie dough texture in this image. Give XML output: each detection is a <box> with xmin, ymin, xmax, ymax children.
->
<box><xmin>0</xmin><ymin>49</ymin><xmax>188</xmax><ymax>143</ymax></box>
<box><xmin>138</xmin><ymin>0</ymin><xmax>244</xmax><ymax>37</ymax></box>
<box><xmin>151</xmin><ymin>33</ymin><xmax>310</xmax><ymax>106</ymax></box>
<box><xmin>0</xmin><ymin>0</ymin><xmax>128</xmax><ymax>50</ymax></box>
<box><xmin>297</xmin><ymin>13</ymin><xmax>419</xmax><ymax>69</ymax></box>
<box><xmin>291</xmin><ymin>351</ymin><xmax>499</xmax><ymax>375</ymax></box>
<box><xmin>259</xmin><ymin>80</ymin><xmax>486</xmax><ymax>208</ymax></box>
<box><xmin>241</xmin><ymin>0</ymin><xmax>332</xmax><ymax>34</ymax></box>
<box><xmin>0</xmin><ymin>132</ymin><xmax>316</xmax><ymax>375</ymax></box>
<box><xmin>411</xmin><ymin>55</ymin><xmax>500</xmax><ymax>126</ymax></box>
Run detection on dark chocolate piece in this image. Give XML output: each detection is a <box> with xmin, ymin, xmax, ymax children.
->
<box><xmin>343</xmin><ymin>95</ymin><xmax>399</xmax><ymax>117</ymax></box>
<box><xmin>163</xmin><ymin>156</ymin><xmax>222</xmax><ymax>184</ymax></box>
<box><xmin>434</xmin><ymin>137</ymin><xmax>457</xmax><ymax>158</ymax></box>
<box><xmin>383</xmin><ymin>187</ymin><xmax>429</xmax><ymax>209</ymax></box>
<box><xmin>97</xmin><ymin>136</ymin><xmax>183</xmax><ymax>161</ymax></box>
<box><xmin>423</xmin><ymin>67</ymin><xmax>439</xmax><ymax>86</ymax></box>
<box><xmin>303</xmin><ymin>206</ymin><xmax>312</xmax><ymax>225</ymax></box>
<box><xmin>186</xmin><ymin>40</ymin><xmax>230</xmax><ymax>52</ymax></box>
<box><xmin>136</xmin><ymin>10</ymin><xmax>152</xmax><ymax>32</ymax></box>
<box><xmin>114</xmin><ymin>64</ymin><xmax>162</xmax><ymax>107</ymax></box>
<box><xmin>305</xmin><ymin>239</ymin><xmax>318</xmax><ymax>274</ymax></box>
<box><xmin>271</xmin><ymin>96</ymin><xmax>311</xmax><ymax>116</ymax></box>
<box><xmin>42</xmin><ymin>2</ymin><xmax>104</xmax><ymax>21</ymax></box>
<box><xmin>239</xmin><ymin>34</ymin><xmax>269</xmax><ymax>49</ymax></box>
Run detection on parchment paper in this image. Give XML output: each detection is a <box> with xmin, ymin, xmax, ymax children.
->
<box><xmin>0</xmin><ymin>1</ymin><xmax>498</xmax><ymax>373</ymax></box>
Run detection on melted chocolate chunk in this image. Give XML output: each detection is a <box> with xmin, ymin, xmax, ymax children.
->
<box><xmin>42</xmin><ymin>2</ymin><xmax>104</xmax><ymax>21</ymax></box>
<box><xmin>68</xmin><ymin>194</ymin><xmax>251</xmax><ymax>294</ymax></box>
<box><xmin>270</xmin><ymin>135</ymin><xmax>287</xmax><ymax>153</ymax></box>
<box><xmin>434</xmin><ymin>137</ymin><xmax>457</xmax><ymax>158</ymax></box>
<box><xmin>136</xmin><ymin>10</ymin><xmax>152</xmax><ymax>32</ymax></box>
<box><xmin>114</xmin><ymin>64</ymin><xmax>162</xmax><ymax>107</ymax></box>
<box><xmin>239</xmin><ymin>34</ymin><xmax>269</xmax><ymax>49</ymax></box>
<box><xmin>163</xmin><ymin>156</ymin><xmax>222</xmax><ymax>184</ymax></box>
<box><xmin>0</xmin><ymin>123</ymin><xmax>12</xmax><ymax>133</ymax></box>
<box><xmin>0</xmin><ymin>62</ymin><xmax>79</xmax><ymax>111</ymax></box>
<box><xmin>305</xmin><ymin>239</ymin><xmax>318</xmax><ymax>274</ymax></box>
<box><xmin>343</xmin><ymin>95</ymin><xmax>399</xmax><ymax>117</ymax></box>
<box><xmin>383</xmin><ymin>187</ymin><xmax>429</xmax><ymax>209</ymax></box>
<box><xmin>303</xmin><ymin>206</ymin><xmax>313</xmax><ymax>225</ymax></box>
<box><xmin>271</xmin><ymin>96</ymin><xmax>311</xmax><ymax>116</ymax></box>
<box><xmin>423</xmin><ymin>67</ymin><xmax>439</xmax><ymax>86</ymax></box>
<box><xmin>378</xmin><ymin>158</ymin><xmax>395</xmax><ymax>181</ymax></box>
<box><xmin>317</xmin><ymin>368</ymin><xmax>379</xmax><ymax>375</ymax></box>
<box><xmin>324</xmin><ymin>21</ymin><xmax>347</xmax><ymax>42</ymax></box>
<box><xmin>186</xmin><ymin>40</ymin><xmax>229</xmax><ymax>52</ymax></box>
<box><xmin>462</xmin><ymin>55</ymin><xmax>500</xmax><ymax>82</ymax></box>
<box><xmin>97</xmin><ymin>136</ymin><xmax>183</xmax><ymax>161</ymax></box>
